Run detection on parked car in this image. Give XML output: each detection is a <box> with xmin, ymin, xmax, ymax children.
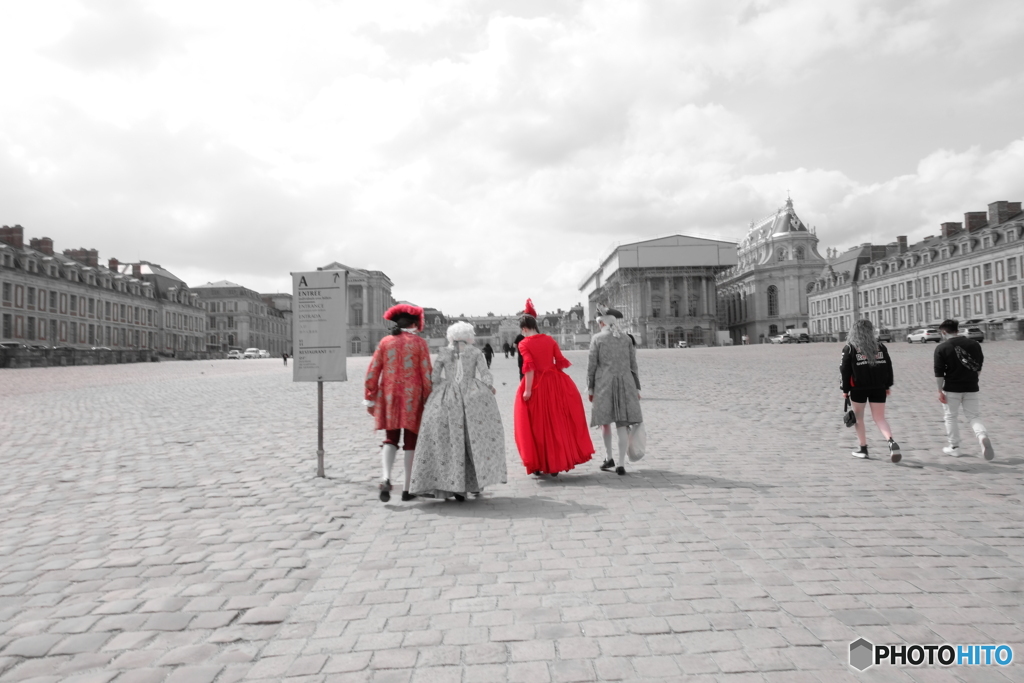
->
<box><xmin>0</xmin><ymin>341</ymin><xmax>27</xmax><ymax>349</ymax></box>
<box><xmin>876</xmin><ymin>328</ymin><xmax>892</xmax><ymax>342</ymax></box>
<box><xmin>91</xmin><ymin>346</ymin><xmax>112</xmax><ymax>351</ymax></box>
<box><xmin>243</xmin><ymin>348</ymin><xmax>260</xmax><ymax>359</ymax></box>
<box><xmin>769</xmin><ymin>335</ymin><xmax>784</xmax><ymax>344</ymax></box>
<box><xmin>676</xmin><ymin>340</ymin><xmax>688</xmax><ymax>348</ymax></box>
<box><xmin>963</xmin><ymin>327</ymin><xmax>985</xmax><ymax>342</ymax></box>
<box><xmin>906</xmin><ymin>328</ymin><xmax>940</xmax><ymax>343</ymax></box>
<box><xmin>227</xmin><ymin>350</ymin><xmax>244</xmax><ymax>359</ymax></box>
<box><xmin>258</xmin><ymin>349</ymin><xmax>270</xmax><ymax>358</ymax></box>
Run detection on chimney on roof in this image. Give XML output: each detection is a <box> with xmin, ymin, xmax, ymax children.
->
<box><xmin>132</xmin><ymin>263</ymin><xmax>142</xmax><ymax>278</ymax></box>
<box><xmin>63</xmin><ymin>248</ymin><xmax>99</xmax><ymax>267</ymax></box>
<box><xmin>964</xmin><ymin>211</ymin><xmax>987</xmax><ymax>232</ymax></box>
<box><xmin>988</xmin><ymin>201</ymin><xmax>1022</xmax><ymax>226</ymax></box>
<box><xmin>0</xmin><ymin>225</ymin><xmax>24</xmax><ymax>249</ymax></box>
<box><xmin>940</xmin><ymin>222</ymin><xmax>962</xmax><ymax>239</ymax></box>
<box><xmin>29</xmin><ymin>237</ymin><xmax>54</xmax><ymax>255</ymax></box>
<box><xmin>897</xmin><ymin>236</ymin><xmax>908</xmax><ymax>253</ymax></box>
<box><xmin>108</xmin><ymin>257</ymin><xmax>119</xmax><ymax>272</ymax></box>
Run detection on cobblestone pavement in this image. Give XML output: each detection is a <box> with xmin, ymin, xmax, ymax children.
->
<box><xmin>1</xmin><ymin>342</ymin><xmax>1022</xmax><ymax>683</ymax></box>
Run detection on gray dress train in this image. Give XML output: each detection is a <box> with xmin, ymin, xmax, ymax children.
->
<box><xmin>411</xmin><ymin>344</ymin><xmax>507</xmax><ymax>497</ymax></box>
<box><xmin>587</xmin><ymin>329</ymin><xmax>643</xmax><ymax>427</ymax></box>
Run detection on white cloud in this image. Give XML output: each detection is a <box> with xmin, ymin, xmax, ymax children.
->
<box><xmin>1</xmin><ymin>0</ymin><xmax>1022</xmax><ymax>315</ymax></box>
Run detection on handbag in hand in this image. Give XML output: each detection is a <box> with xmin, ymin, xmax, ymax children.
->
<box><xmin>843</xmin><ymin>396</ymin><xmax>856</xmax><ymax>428</ymax></box>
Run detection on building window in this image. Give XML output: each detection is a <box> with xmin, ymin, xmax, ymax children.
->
<box><xmin>1010</xmin><ymin>288</ymin><xmax>1020</xmax><ymax>312</ymax></box>
<box><xmin>983</xmin><ymin>236</ymin><xmax>991</xmax><ymax>248</ymax></box>
<box><xmin>795</xmin><ymin>246</ymin><xmax>805</xmax><ymax>260</ymax></box>
<box><xmin>1009</xmin><ymin>259</ymin><xmax>1018</xmax><ymax>281</ymax></box>
<box><xmin>995</xmin><ymin>261</ymin><xmax>1005</xmax><ymax>282</ymax></box>
<box><xmin>983</xmin><ymin>263</ymin><xmax>992</xmax><ymax>284</ymax></box>
<box><xmin>985</xmin><ymin>292</ymin><xmax>994</xmax><ymax>315</ymax></box>
<box><xmin>924</xmin><ymin>302</ymin><xmax>932</xmax><ymax>321</ymax></box>
<box><xmin>951</xmin><ymin>271</ymin><xmax>959</xmax><ymax>290</ymax></box>
<box><xmin>941</xmin><ymin>273</ymin><xmax>949</xmax><ymax>292</ymax></box>
<box><xmin>769</xmin><ymin>324</ymin><xmax>778</xmax><ymax>336</ymax></box>
<box><xmin>350</xmin><ymin>304</ymin><xmax>363</xmax><ymax>327</ymax></box>
<box><xmin>767</xmin><ymin>286</ymin><xmax>778</xmax><ymax>318</ymax></box>
<box><xmin>997</xmin><ymin>289</ymin><xmax>1006</xmax><ymax>311</ymax></box>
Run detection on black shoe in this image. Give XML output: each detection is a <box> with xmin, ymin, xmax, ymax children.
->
<box><xmin>551</xmin><ymin>472</ymin><xmax>558</xmax><ymax>477</ymax></box>
<box><xmin>888</xmin><ymin>439</ymin><xmax>901</xmax><ymax>464</ymax></box>
<box><xmin>401</xmin><ymin>491</ymin><xmax>416</xmax><ymax>502</ymax></box>
<box><xmin>599</xmin><ymin>458</ymin><xmax>615</xmax><ymax>471</ymax></box>
<box><xmin>532</xmin><ymin>471</ymin><xmax>542</xmax><ymax>476</ymax></box>
<box><xmin>379</xmin><ymin>478</ymin><xmax>391</xmax><ymax>502</ymax></box>
<box><xmin>453</xmin><ymin>493</ymin><xmax>465</xmax><ymax>502</ymax></box>
<box><xmin>615</xmin><ymin>466</ymin><xmax>625</xmax><ymax>475</ymax></box>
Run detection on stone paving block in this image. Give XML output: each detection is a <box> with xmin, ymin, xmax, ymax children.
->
<box><xmin>2</xmin><ymin>634</ymin><xmax>63</xmax><ymax>658</ymax></box>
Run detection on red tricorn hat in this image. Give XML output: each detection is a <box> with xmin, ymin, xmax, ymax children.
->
<box><xmin>521</xmin><ymin>298</ymin><xmax>537</xmax><ymax>317</ymax></box>
<box><xmin>383</xmin><ymin>303</ymin><xmax>425</xmax><ymax>331</ymax></box>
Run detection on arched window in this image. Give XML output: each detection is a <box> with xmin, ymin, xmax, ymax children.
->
<box><xmin>795</xmin><ymin>246</ymin><xmax>805</xmax><ymax>260</ymax></box>
<box><xmin>350</xmin><ymin>337</ymin><xmax>362</xmax><ymax>355</ymax></box>
<box><xmin>769</xmin><ymin>324</ymin><xmax>778</xmax><ymax>336</ymax></box>
<box><xmin>692</xmin><ymin>326</ymin><xmax>704</xmax><ymax>344</ymax></box>
<box><xmin>767</xmin><ymin>285</ymin><xmax>779</xmax><ymax>318</ymax></box>
<box><xmin>777</xmin><ymin>249</ymin><xmax>787</xmax><ymax>261</ymax></box>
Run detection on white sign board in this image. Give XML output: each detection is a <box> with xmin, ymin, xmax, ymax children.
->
<box><xmin>292</xmin><ymin>270</ymin><xmax>348</xmax><ymax>382</ymax></box>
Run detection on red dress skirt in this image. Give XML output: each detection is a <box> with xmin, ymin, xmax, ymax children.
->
<box><xmin>513</xmin><ymin>334</ymin><xmax>594</xmax><ymax>474</ymax></box>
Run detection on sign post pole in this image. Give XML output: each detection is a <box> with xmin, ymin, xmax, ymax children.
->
<box><xmin>317</xmin><ymin>380</ymin><xmax>325</xmax><ymax>478</ymax></box>
<box><xmin>292</xmin><ymin>268</ymin><xmax>348</xmax><ymax>479</ymax></box>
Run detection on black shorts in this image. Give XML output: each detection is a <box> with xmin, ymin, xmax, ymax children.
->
<box><xmin>849</xmin><ymin>388</ymin><xmax>886</xmax><ymax>404</ymax></box>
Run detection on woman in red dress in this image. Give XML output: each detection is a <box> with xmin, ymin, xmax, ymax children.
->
<box><xmin>513</xmin><ymin>299</ymin><xmax>594</xmax><ymax>475</ymax></box>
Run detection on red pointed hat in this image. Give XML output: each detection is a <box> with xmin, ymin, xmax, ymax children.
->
<box><xmin>522</xmin><ymin>298</ymin><xmax>537</xmax><ymax>317</ymax></box>
<box><xmin>383</xmin><ymin>303</ymin><xmax>424</xmax><ymax>331</ymax></box>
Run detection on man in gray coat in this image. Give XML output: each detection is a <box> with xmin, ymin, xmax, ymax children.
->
<box><xmin>587</xmin><ymin>307</ymin><xmax>642</xmax><ymax>475</ymax></box>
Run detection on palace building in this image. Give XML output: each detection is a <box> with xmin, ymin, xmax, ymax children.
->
<box><xmin>809</xmin><ymin>200</ymin><xmax>1024</xmax><ymax>340</ymax></box>
<box><xmin>319</xmin><ymin>262</ymin><xmax>396</xmax><ymax>356</ymax></box>
<box><xmin>579</xmin><ymin>235</ymin><xmax>737</xmax><ymax>347</ymax></box>
<box><xmin>716</xmin><ymin>198</ymin><xmax>826</xmax><ymax>344</ymax></box>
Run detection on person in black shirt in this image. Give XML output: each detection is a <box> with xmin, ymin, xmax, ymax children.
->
<box><xmin>935</xmin><ymin>319</ymin><xmax>993</xmax><ymax>460</ymax></box>
<box><xmin>482</xmin><ymin>343</ymin><xmax>494</xmax><ymax>368</ymax></box>
<box><xmin>840</xmin><ymin>318</ymin><xmax>902</xmax><ymax>462</ymax></box>
<box><xmin>513</xmin><ymin>333</ymin><xmax>525</xmax><ymax>379</ymax></box>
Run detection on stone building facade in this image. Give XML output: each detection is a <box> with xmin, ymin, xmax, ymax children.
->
<box><xmin>809</xmin><ymin>201</ymin><xmax>1024</xmax><ymax>339</ymax></box>
<box><xmin>261</xmin><ymin>293</ymin><xmax>294</xmax><ymax>355</ymax></box>
<box><xmin>0</xmin><ymin>226</ymin><xmax>205</xmax><ymax>355</ymax></box>
<box><xmin>806</xmin><ymin>244</ymin><xmax>882</xmax><ymax>341</ymax></box>
<box><xmin>319</xmin><ymin>262</ymin><xmax>395</xmax><ymax>356</ymax></box>
<box><xmin>580</xmin><ymin>235</ymin><xmax>737</xmax><ymax>347</ymax></box>
<box><xmin>194</xmin><ymin>281</ymin><xmax>290</xmax><ymax>355</ymax></box>
<box><xmin>716</xmin><ymin>199</ymin><xmax>826</xmax><ymax>344</ymax></box>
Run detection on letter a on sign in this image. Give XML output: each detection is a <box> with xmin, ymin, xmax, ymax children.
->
<box><xmin>299</xmin><ymin>276</ymin><xmax>308</xmax><ymax>287</ymax></box>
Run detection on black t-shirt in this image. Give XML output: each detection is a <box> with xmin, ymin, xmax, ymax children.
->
<box><xmin>934</xmin><ymin>336</ymin><xmax>983</xmax><ymax>393</ymax></box>
<box><xmin>514</xmin><ymin>334</ymin><xmax>525</xmax><ymax>378</ymax></box>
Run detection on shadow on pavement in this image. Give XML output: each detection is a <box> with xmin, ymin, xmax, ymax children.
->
<box><xmin>530</xmin><ymin>468</ymin><xmax>773</xmax><ymax>490</ymax></box>
<box><xmin>393</xmin><ymin>495</ymin><xmax>605</xmax><ymax>519</ymax></box>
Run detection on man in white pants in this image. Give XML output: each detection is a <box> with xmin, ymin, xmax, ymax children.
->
<box><xmin>934</xmin><ymin>319</ymin><xmax>994</xmax><ymax>460</ymax></box>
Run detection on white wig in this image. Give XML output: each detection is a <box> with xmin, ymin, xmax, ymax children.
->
<box><xmin>446</xmin><ymin>321</ymin><xmax>475</xmax><ymax>348</ymax></box>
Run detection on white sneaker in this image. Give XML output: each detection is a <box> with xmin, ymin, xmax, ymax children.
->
<box><xmin>851</xmin><ymin>447</ymin><xmax>868</xmax><ymax>459</ymax></box>
<box><xmin>942</xmin><ymin>446</ymin><xmax>960</xmax><ymax>457</ymax></box>
<box><xmin>979</xmin><ymin>436</ymin><xmax>994</xmax><ymax>461</ymax></box>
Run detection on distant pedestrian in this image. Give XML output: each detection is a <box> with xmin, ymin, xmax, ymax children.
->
<box><xmin>934</xmin><ymin>319</ymin><xmax>994</xmax><ymax>460</ymax></box>
<box><xmin>482</xmin><ymin>343</ymin><xmax>494</xmax><ymax>368</ymax></box>
<box><xmin>364</xmin><ymin>304</ymin><xmax>433</xmax><ymax>502</ymax></box>
<box><xmin>503</xmin><ymin>342</ymin><xmax>510</xmax><ymax>359</ymax></box>
<box><xmin>282</xmin><ymin>352</ymin><xmax>288</xmax><ymax>366</ymax></box>
<box><xmin>840</xmin><ymin>319</ymin><xmax>901</xmax><ymax>463</ymax></box>
<box><xmin>587</xmin><ymin>307</ymin><xmax>642</xmax><ymax>475</ymax></box>
<box><xmin>513</xmin><ymin>333</ymin><xmax>525</xmax><ymax>379</ymax></box>
<box><xmin>513</xmin><ymin>298</ymin><xmax>594</xmax><ymax>476</ymax></box>
<box><xmin>412</xmin><ymin>322</ymin><xmax>507</xmax><ymax>501</ymax></box>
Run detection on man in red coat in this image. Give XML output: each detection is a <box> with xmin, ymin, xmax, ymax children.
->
<box><xmin>364</xmin><ymin>304</ymin><xmax>432</xmax><ymax>502</ymax></box>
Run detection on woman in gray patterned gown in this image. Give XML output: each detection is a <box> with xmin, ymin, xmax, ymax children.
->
<box><xmin>587</xmin><ymin>307</ymin><xmax>642</xmax><ymax>475</ymax></box>
<box><xmin>411</xmin><ymin>322</ymin><xmax>507</xmax><ymax>500</ymax></box>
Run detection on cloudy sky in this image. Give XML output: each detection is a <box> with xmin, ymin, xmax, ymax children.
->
<box><xmin>2</xmin><ymin>0</ymin><xmax>1022</xmax><ymax>315</ymax></box>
